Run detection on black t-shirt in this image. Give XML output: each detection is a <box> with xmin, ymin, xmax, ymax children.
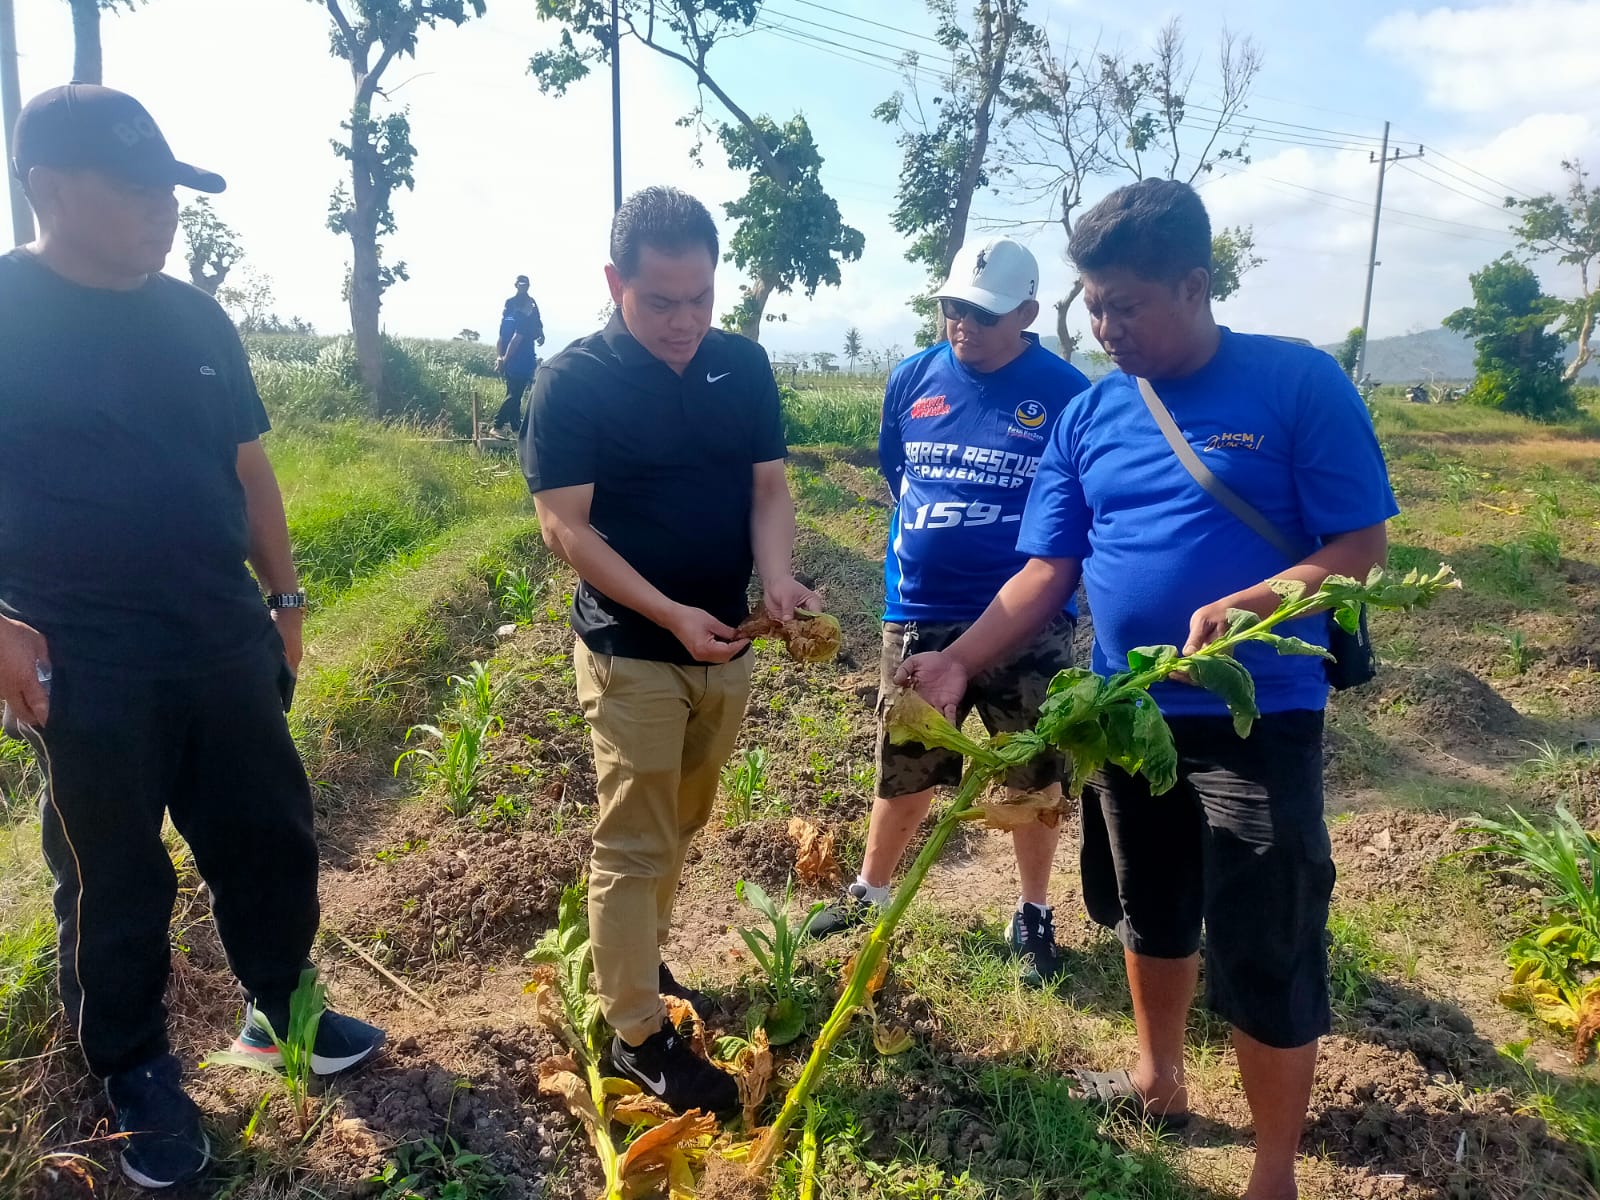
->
<box><xmin>0</xmin><ymin>250</ymin><xmax>275</xmax><ymax>675</ymax></box>
<box><xmin>521</xmin><ymin>312</ymin><xmax>787</xmax><ymax>664</ymax></box>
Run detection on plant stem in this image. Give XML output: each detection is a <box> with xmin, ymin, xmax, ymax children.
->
<box><xmin>749</xmin><ymin>763</ymin><xmax>1000</xmax><ymax>1173</ymax></box>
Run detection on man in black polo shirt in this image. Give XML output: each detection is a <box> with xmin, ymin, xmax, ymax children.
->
<box><xmin>522</xmin><ymin>186</ymin><xmax>820</xmax><ymax>1115</ymax></box>
<box><xmin>0</xmin><ymin>85</ymin><xmax>383</xmax><ymax>1190</ymax></box>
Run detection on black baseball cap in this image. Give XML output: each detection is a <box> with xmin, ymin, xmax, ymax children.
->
<box><xmin>514</xmin><ymin>274</ymin><xmax>529</xmax><ymax>287</ymax></box>
<box><xmin>11</xmin><ymin>84</ymin><xmax>225</xmax><ymax>193</ymax></box>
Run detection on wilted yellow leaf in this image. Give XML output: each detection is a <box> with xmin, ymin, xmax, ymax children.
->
<box><xmin>722</xmin><ymin>1027</ymin><xmax>774</xmax><ymax>1126</ymax></box>
<box><xmin>667</xmin><ymin>1148</ymin><xmax>697</xmax><ymax>1200</ymax></box>
<box><xmin>664</xmin><ymin>995</ymin><xmax>709</xmax><ymax>1060</ymax></box>
<box><xmin>619</xmin><ymin>1110</ymin><xmax>719</xmax><ymax>1179</ymax></box>
<box><xmin>536</xmin><ymin>1056</ymin><xmax>601</xmax><ymax>1131</ymax></box>
<box><xmin>872</xmin><ymin>1023</ymin><xmax>914</xmax><ymax>1055</ymax></box>
<box><xmin>613</xmin><ymin>1091</ymin><xmax>677</xmax><ymax>1127</ymax></box>
<box><xmin>788</xmin><ymin>817</ymin><xmax>840</xmax><ymax>887</ymax></box>
<box><xmin>976</xmin><ymin>792</ymin><xmax>1063</xmax><ymax>831</ymax></box>
<box><xmin>1574</xmin><ymin>986</ymin><xmax>1600</xmax><ymax>1065</ymax></box>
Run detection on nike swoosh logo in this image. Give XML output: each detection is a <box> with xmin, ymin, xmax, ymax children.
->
<box><xmin>707</xmin><ymin>371</ymin><xmax>731</xmax><ymax>383</ymax></box>
<box><xmin>638</xmin><ymin>1069</ymin><xmax>668</xmax><ymax>1095</ymax></box>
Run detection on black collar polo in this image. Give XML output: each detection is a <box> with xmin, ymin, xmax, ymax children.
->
<box><xmin>521</xmin><ymin>312</ymin><xmax>788</xmax><ymax>664</ymax></box>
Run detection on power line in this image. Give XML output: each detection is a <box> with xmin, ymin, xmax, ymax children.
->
<box><xmin>1406</xmin><ymin>155</ymin><xmax>1511</xmax><ymax>206</ymax></box>
<box><xmin>1392</xmin><ymin>162</ymin><xmax>1519</xmax><ymax>218</ymax></box>
<box><xmin>1399</xmin><ymin>141</ymin><xmax>1537</xmax><ymax>202</ymax></box>
<box><xmin>781</xmin><ymin>0</ymin><xmax>946</xmax><ymax>48</ymax></box>
<box><xmin>1226</xmin><ymin>170</ymin><xmax>1511</xmax><ymax>236</ymax></box>
<box><xmin>762</xmin><ymin>5</ymin><xmax>931</xmax><ymax>60</ymax></box>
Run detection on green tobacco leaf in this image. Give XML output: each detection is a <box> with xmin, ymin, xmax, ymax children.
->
<box><xmin>1131</xmin><ymin>698</ymin><xmax>1178</xmax><ymax>795</ymax></box>
<box><xmin>1269</xmin><ymin>579</ymin><xmax>1307</xmax><ymax>602</ymax></box>
<box><xmin>1103</xmin><ymin>702</ymin><xmax>1140</xmax><ymax>774</ymax></box>
<box><xmin>1332</xmin><ymin>603</ymin><xmax>1362</xmax><ymax>634</ymax></box>
<box><xmin>1125</xmin><ymin>645</ymin><xmax>1180</xmax><ymax>675</ymax></box>
<box><xmin>1039</xmin><ymin>670</ymin><xmax>1104</xmax><ymax>735</ymax></box>
<box><xmin>1258</xmin><ymin>632</ymin><xmax>1334</xmax><ymax>659</ymax></box>
<box><xmin>1188</xmin><ymin>656</ymin><xmax>1258</xmax><ymax>738</ymax></box>
<box><xmin>1224</xmin><ymin>609</ymin><xmax>1262</xmax><ymax>636</ymax></box>
<box><xmin>1057</xmin><ymin>719</ymin><xmax>1110</xmax><ymax>797</ymax></box>
<box><xmin>991</xmin><ymin>729</ymin><xmax>1050</xmax><ymax>766</ymax></box>
<box><xmin>886</xmin><ymin>689</ymin><xmax>997</xmax><ymax>764</ymax></box>
<box><xmin>764</xmin><ymin>997</ymin><xmax>807</xmax><ymax>1046</ymax></box>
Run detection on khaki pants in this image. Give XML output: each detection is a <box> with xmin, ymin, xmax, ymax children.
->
<box><xmin>575</xmin><ymin>641</ymin><xmax>753</xmax><ymax>1045</ymax></box>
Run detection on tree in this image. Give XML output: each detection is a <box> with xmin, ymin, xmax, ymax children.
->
<box><xmin>875</xmin><ymin>0</ymin><xmax>1037</xmax><ymax>343</ymax></box>
<box><xmin>177</xmin><ymin>197</ymin><xmax>243</xmax><ymax>297</ymax></box>
<box><xmin>843</xmin><ymin>326</ymin><xmax>863</xmax><ymax>371</ymax></box>
<box><xmin>1334</xmin><ymin>327</ymin><xmax>1363</xmax><ymax>379</ymax></box>
<box><xmin>1000</xmin><ymin>18</ymin><xmax>1262</xmax><ymax>353</ymax></box>
<box><xmin>64</xmin><ymin>0</ymin><xmax>138</xmax><ymax>85</ymax></box>
<box><xmin>319</xmin><ymin>0</ymin><xmax>486</xmax><ymax>411</ymax></box>
<box><xmin>529</xmin><ymin>1</ymin><xmax>862</xmax><ymax>340</ymax></box>
<box><xmin>811</xmin><ymin>350</ymin><xmax>837</xmax><ymax>372</ymax></box>
<box><xmin>455</xmin><ymin>327</ymin><xmax>481</xmax><ymax>342</ymax></box>
<box><xmin>716</xmin><ymin>115</ymin><xmax>863</xmax><ymax>339</ymax></box>
<box><xmin>1443</xmin><ymin>255</ymin><xmax>1573</xmax><ymax>420</ymax></box>
<box><xmin>1511</xmin><ymin>159</ymin><xmax>1600</xmax><ymax>383</ymax></box>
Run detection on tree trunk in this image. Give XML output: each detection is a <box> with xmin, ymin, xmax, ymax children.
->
<box><xmin>347</xmin><ymin>123</ymin><xmax>385</xmax><ymax>411</ymax></box>
<box><xmin>1562</xmin><ymin>300</ymin><xmax>1595</xmax><ymax>384</ymax></box>
<box><xmin>1053</xmin><ymin>278</ymin><xmax>1084</xmax><ymax>360</ymax></box>
<box><xmin>68</xmin><ymin>0</ymin><xmax>101</xmax><ymax>84</ymax></box>
<box><xmin>736</xmin><ymin>276</ymin><xmax>775</xmax><ymax>342</ymax></box>
<box><xmin>938</xmin><ymin>0</ymin><xmax>1014</xmax><ymax>280</ymax></box>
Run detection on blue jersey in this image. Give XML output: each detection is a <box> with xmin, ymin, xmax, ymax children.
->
<box><xmin>1017</xmin><ymin>329</ymin><xmax>1399</xmax><ymax>717</ymax></box>
<box><xmin>881</xmin><ymin>337</ymin><xmax>1090</xmax><ymax>622</ymax></box>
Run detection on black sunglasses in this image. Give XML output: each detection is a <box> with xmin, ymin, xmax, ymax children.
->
<box><xmin>940</xmin><ymin>298</ymin><xmax>1002</xmax><ymax>326</ymax></box>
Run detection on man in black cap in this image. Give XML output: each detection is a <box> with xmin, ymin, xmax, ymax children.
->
<box><xmin>493</xmin><ymin>273</ymin><xmax>544</xmax><ymax>434</ymax></box>
<box><xmin>0</xmin><ymin>84</ymin><xmax>384</xmax><ymax>1190</ymax></box>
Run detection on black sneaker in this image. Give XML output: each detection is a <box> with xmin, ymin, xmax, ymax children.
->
<box><xmin>231</xmin><ymin>1003</ymin><xmax>386</xmax><ymax>1076</ymax></box>
<box><xmin>105</xmin><ymin>1054</ymin><xmax>210</xmax><ymax>1189</ymax></box>
<box><xmin>802</xmin><ymin>882</ymin><xmax>879</xmax><ymax>940</ymax></box>
<box><xmin>1009</xmin><ymin>903</ymin><xmax>1064</xmax><ymax>988</ymax></box>
<box><xmin>608</xmin><ymin>1021</ymin><xmax>738</xmax><ymax>1117</ymax></box>
<box><xmin>659</xmin><ymin>963</ymin><xmax>714</xmax><ymax>1016</ymax></box>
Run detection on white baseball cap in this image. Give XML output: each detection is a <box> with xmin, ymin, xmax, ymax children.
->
<box><xmin>936</xmin><ymin>237</ymin><xmax>1039</xmax><ymax>315</ymax></box>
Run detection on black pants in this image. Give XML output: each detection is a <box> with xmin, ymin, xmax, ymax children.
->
<box><xmin>493</xmin><ymin>373</ymin><xmax>533</xmax><ymax>431</ymax></box>
<box><xmin>22</xmin><ymin>636</ymin><xmax>319</xmax><ymax>1077</ymax></box>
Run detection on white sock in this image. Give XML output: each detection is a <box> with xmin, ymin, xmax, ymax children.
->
<box><xmin>1018</xmin><ymin>898</ymin><xmax>1051</xmax><ymax>914</ymax></box>
<box><xmin>854</xmin><ymin>875</ymin><xmax>891</xmax><ymax>906</ymax></box>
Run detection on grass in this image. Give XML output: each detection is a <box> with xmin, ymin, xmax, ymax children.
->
<box><xmin>782</xmin><ymin>378</ymin><xmax>882</xmax><ymax>447</ymax></box>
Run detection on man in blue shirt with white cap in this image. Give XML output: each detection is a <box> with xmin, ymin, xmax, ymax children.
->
<box><xmin>806</xmin><ymin>237</ymin><xmax>1090</xmax><ymax>986</ymax></box>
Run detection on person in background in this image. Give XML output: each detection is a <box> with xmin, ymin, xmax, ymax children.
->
<box><xmin>520</xmin><ymin>186</ymin><xmax>821</xmax><ymax>1116</ymax></box>
<box><xmin>493</xmin><ymin>274</ymin><xmax>544</xmax><ymax>434</ymax></box>
<box><xmin>804</xmin><ymin>238</ymin><xmax>1090</xmax><ymax>988</ymax></box>
<box><xmin>0</xmin><ymin>85</ymin><xmax>384</xmax><ymax>1191</ymax></box>
<box><xmin>899</xmin><ymin>179</ymin><xmax>1396</xmax><ymax>1200</ymax></box>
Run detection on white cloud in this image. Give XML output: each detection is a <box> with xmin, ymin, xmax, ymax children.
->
<box><xmin>1371</xmin><ymin>0</ymin><xmax>1600</xmax><ymax>116</ymax></box>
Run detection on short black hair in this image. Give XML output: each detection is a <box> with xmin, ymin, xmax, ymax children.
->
<box><xmin>1069</xmin><ymin>179</ymin><xmax>1212</xmax><ymax>287</ymax></box>
<box><xmin>610</xmin><ymin>186</ymin><xmax>720</xmax><ymax>279</ymax></box>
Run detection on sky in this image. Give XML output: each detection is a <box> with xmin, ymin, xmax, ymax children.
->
<box><xmin>9</xmin><ymin>0</ymin><xmax>1600</xmax><ymax>361</ymax></box>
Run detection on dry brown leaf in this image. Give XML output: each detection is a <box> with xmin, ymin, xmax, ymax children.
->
<box><xmin>975</xmin><ymin>792</ymin><xmax>1063</xmax><ymax>831</ymax></box>
<box><xmin>1574</xmin><ymin>987</ymin><xmax>1600</xmax><ymax>1065</ymax></box>
<box><xmin>613</xmin><ymin>1091</ymin><xmax>678</xmax><ymax>1127</ymax></box>
<box><xmin>736</xmin><ymin>605</ymin><xmax>841</xmax><ymax>664</ymax></box>
<box><xmin>663</xmin><ymin>995</ymin><xmax>709</xmax><ymax>1060</ymax></box>
<box><xmin>536</xmin><ymin>1056</ymin><xmax>601</xmax><ymax>1131</ymax></box>
<box><xmin>618</xmin><ymin>1109</ymin><xmax>719</xmax><ymax>1179</ymax></box>
<box><xmin>721</xmin><ymin>1028</ymin><xmax>774</xmax><ymax>1126</ymax></box>
<box><xmin>788</xmin><ymin>817</ymin><xmax>840</xmax><ymax>886</ymax></box>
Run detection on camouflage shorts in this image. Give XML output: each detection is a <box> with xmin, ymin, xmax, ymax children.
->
<box><xmin>874</xmin><ymin>614</ymin><xmax>1076</xmax><ymax>798</ymax></box>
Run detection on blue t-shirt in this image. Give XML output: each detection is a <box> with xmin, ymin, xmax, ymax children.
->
<box><xmin>1016</xmin><ymin>329</ymin><xmax>1399</xmax><ymax>717</ymax></box>
<box><xmin>881</xmin><ymin>337</ymin><xmax>1090</xmax><ymax>623</ymax></box>
<box><xmin>499</xmin><ymin>307</ymin><xmax>541</xmax><ymax>376</ymax></box>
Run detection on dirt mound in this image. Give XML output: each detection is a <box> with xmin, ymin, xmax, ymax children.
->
<box><xmin>1367</xmin><ymin>665</ymin><xmax>1534</xmax><ymax>748</ymax></box>
<box><xmin>701</xmin><ymin>819</ymin><xmax>803</xmax><ymax>891</ymax></box>
<box><xmin>343</xmin><ymin>823</ymin><xmax>588</xmax><ymax>971</ymax></box>
<box><xmin>1329</xmin><ymin>810</ymin><xmax>1477</xmax><ymax>898</ymax></box>
<box><xmin>1308</xmin><ymin>1035</ymin><xmax>1591</xmax><ymax>1199</ymax></box>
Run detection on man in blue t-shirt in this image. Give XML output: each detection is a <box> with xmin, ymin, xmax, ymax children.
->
<box><xmin>493</xmin><ymin>276</ymin><xmax>544</xmax><ymax>434</ymax></box>
<box><xmin>899</xmin><ymin>181</ymin><xmax>1397</xmax><ymax>1200</ymax></box>
<box><xmin>805</xmin><ymin>238</ymin><xmax>1090</xmax><ymax>986</ymax></box>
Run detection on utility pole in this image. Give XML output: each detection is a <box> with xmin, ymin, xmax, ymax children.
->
<box><xmin>1355</xmin><ymin>121</ymin><xmax>1423</xmax><ymax>384</ymax></box>
<box><xmin>609</xmin><ymin>0</ymin><xmax>622</xmax><ymax>214</ymax></box>
<box><xmin>0</xmin><ymin>0</ymin><xmax>33</xmax><ymax>246</ymax></box>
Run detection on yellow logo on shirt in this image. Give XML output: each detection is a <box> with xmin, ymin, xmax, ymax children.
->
<box><xmin>1014</xmin><ymin>400</ymin><xmax>1047</xmax><ymax>429</ymax></box>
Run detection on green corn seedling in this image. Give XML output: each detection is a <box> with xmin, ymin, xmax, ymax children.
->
<box><xmin>395</xmin><ymin>714</ymin><xmax>502</xmax><ymax>817</ymax></box>
<box><xmin>204</xmin><ymin>967</ymin><xmax>326</xmax><ymax>1138</ymax></box>
<box><xmin>747</xmin><ymin>564</ymin><xmax>1459</xmax><ymax>1173</ymax></box>
<box><xmin>721</xmin><ymin>747</ymin><xmax>772</xmax><ymax>827</ymax></box>
<box><xmin>735</xmin><ymin>878</ymin><xmax>825</xmax><ymax>1045</ymax></box>
<box><xmin>496</xmin><ymin>566</ymin><xmax>541</xmax><ymax>626</ymax></box>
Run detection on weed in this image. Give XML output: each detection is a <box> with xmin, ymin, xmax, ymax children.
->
<box><xmin>1442</xmin><ymin>461</ymin><xmax>1478</xmax><ymax>501</ymax></box>
<box><xmin>396</xmin><ymin>714</ymin><xmax>502</xmax><ymax>817</ymax></box>
<box><xmin>1527</xmin><ymin>531</ymin><xmax>1563</xmax><ymax>569</ymax></box>
<box><xmin>1514</xmin><ymin>739</ymin><xmax>1598</xmax><ymax>790</ymax></box>
<box><xmin>0</xmin><ymin>917</ymin><xmax>56</xmax><ymax>1060</ymax></box>
<box><xmin>495</xmin><ymin>566</ymin><xmax>541</xmax><ymax>626</ymax></box>
<box><xmin>1488</xmin><ymin>542</ymin><xmax>1538</xmax><ymax>600</ymax></box>
<box><xmin>0</xmin><ymin>736</ymin><xmax>42</xmax><ymax>822</ymax></box>
<box><xmin>1327</xmin><ymin>911</ymin><xmax>1395</xmax><ymax>1015</ymax></box>
<box><xmin>736</xmin><ymin>877</ymin><xmax>825</xmax><ymax>1045</ymax></box>
<box><xmin>1502</xmin><ymin>631</ymin><xmax>1536</xmax><ymax>675</ymax></box>
<box><xmin>722</xmin><ymin>747</ymin><xmax>772</xmax><ymax>827</ymax></box>
<box><xmin>375</xmin><ymin>838</ymin><xmax>427</xmax><ymax>863</ymax></box>
<box><xmin>451</xmin><ymin>661</ymin><xmax>506</xmax><ymax>724</ymax></box>
<box><xmin>205</xmin><ymin>967</ymin><xmax>327</xmax><ymax>1138</ymax></box>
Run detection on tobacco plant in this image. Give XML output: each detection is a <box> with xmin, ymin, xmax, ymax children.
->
<box><xmin>747</xmin><ymin>565</ymin><xmax>1459</xmax><ymax>1172</ymax></box>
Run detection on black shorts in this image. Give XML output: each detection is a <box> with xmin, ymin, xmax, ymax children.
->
<box><xmin>874</xmin><ymin>615</ymin><xmax>1074</xmax><ymax>798</ymax></box>
<box><xmin>1080</xmin><ymin>709</ymin><xmax>1334</xmax><ymax>1049</ymax></box>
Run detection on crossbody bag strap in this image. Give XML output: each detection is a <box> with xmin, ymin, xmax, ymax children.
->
<box><xmin>1134</xmin><ymin>376</ymin><xmax>1303</xmax><ymax>563</ymax></box>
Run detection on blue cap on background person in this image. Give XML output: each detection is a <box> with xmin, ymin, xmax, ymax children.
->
<box><xmin>10</xmin><ymin>83</ymin><xmax>225</xmax><ymax>193</ymax></box>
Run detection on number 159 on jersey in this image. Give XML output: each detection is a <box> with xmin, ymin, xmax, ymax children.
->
<box><xmin>901</xmin><ymin>500</ymin><xmax>1020</xmax><ymax>530</ymax></box>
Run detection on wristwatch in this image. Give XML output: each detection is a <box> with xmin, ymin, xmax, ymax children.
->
<box><xmin>265</xmin><ymin>592</ymin><xmax>308</xmax><ymax>610</ymax></box>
